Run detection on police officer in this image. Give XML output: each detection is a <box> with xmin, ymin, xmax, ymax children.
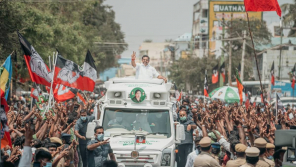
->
<box><xmin>264</xmin><ymin>143</ymin><xmax>275</xmax><ymax>166</ymax></box>
<box><xmin>211</xmin><ymin>142</ymin><xmax>221</xmax><ymax>163</ymax></box>
<box><xmin>240</xmin><ymin>147</ymin><xmax>260</xmax><ymax>167</ymax></box>
<box><xmin>226</xmin><ymin>144</ymin><xmax>247</xmax><ymax>167</ymax></box>
<box><xmin>194</xmin><ymin>137</ymin><xmax>221</xmax><ymax>167</ymax></box>
<box><xmin>254</xmin><ymin>138</ymin><xmax>271</xmax><ymax>167</ymax></box>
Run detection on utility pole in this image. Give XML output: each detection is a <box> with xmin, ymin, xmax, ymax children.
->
<box><xmin>220</xmin><ymin>14</ymin><xmax>225</xmax><ymax>87</ymax></box>
<box><xmin>228</xmin><ymin>14</ymin><xmax>233</xmax><ymax>86</ymax></box>
<box><xmin>241</xmin><ymin>30</ymin><xmax>246</xmax><ymax>83</ymax></box>
<box><xmin>278</xmin><ymin>18</ymin><xmax>283</xmax><ymax>80</ymax></box>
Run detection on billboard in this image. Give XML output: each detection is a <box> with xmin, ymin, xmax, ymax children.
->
<box><xmin>209</xmin><ymin>1</ymin><xmax>262</xmax><ymax>57</ymax></box>
<box><xmin>272</xmin><ymin>81</ymin><xmax>296</xmax><ymax>98</ymax></box>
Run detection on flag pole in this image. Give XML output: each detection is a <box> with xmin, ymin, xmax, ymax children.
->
<box><xmin>245</xmin><ymin>12</ymin><xmax>264</xmax><ymax>99</ymax></box>
<box><xmin>47</xmin><ymin>52</ymin><xmax>57</xmax><ymax>112</ymax></box>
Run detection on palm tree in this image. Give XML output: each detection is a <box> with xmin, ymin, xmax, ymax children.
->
<box><xmin>281</xmin><ymin>0</ymin><xmax>296</xmax><ymax>36</ymax></box>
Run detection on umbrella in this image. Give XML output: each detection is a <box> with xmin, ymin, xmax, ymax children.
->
<box><xmin>209</xmin><ymin>86</ymin><xmax>245</xmax><ymax>103</ymax></box>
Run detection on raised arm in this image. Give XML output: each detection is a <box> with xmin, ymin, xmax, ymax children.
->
<box><xmin>131</xmin><ymin>51</ymin><xmax>136</xmax><ymax>68</ymax></box>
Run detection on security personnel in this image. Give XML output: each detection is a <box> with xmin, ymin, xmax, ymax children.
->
<box><xmin>211</xmin><ymin>142</ymin><xmax>221</xmax><ymax>163</ymax></box>
<box><xmin>264</xmin><ymin>143</ymin><xmax>275</xmax><ymax>166</ymax></box>
<box><xmin>61</xmin><ymin>133</ymin><xmax>75</xmax><ymax>167</ymax></box>
<box><xmin>194</xmin><ymin>137</ymin><xmax>221</xmax><ymax>167</ymax></box>
<box><xmin>226</xmin><ymin>144</ymin><xmax>247</xmax><ymax>167</ymax></box>
<box><xmin>241</xmin><ymin>147</ymin><xmax>260</xmax><ymax>167</ymax></box>
<box><xmin>254</xmin><ymin>138</ymin><xmax>271</xmax><ymax>167</ymax></box>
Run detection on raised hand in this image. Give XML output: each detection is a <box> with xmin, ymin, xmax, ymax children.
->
<box><xmin>131</xmin><ymin>51</ymin><xmax>136</xmax><ymax>60</ymax></box>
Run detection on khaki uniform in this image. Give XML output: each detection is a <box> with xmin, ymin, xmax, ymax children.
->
<box><xmin>240</xmin><ymin>163</ymin><xmax>256</xmax><ymax>167</ymax></box>
<box><xmin>226</xmin><ymin>157</ymin><xmax>246</xmax><ymax>167</ymax></box>
<box><xmin>194</xmin><ymin>152</ymin><xmax>221</xmax><ymax>167</ymax></box>
<box><xmin>263</xmin><ymin>157</ymin><xmax>275</xmax><ymax>167</ymax></box>
<box><xmin>255</xmin><ymin>157</ymin><xmax>271</xmax><ymax>167</ymax></box>
<box><xmin>212</xmin><ymin>154</ymin><xmax>219</xmax><ymax>163</ymax></box>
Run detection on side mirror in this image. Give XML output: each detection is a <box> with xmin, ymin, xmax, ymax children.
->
<box><xmin>175</xmin><ymin>122</ymin><xmax>185</xmax><ymax>144</ymax></box>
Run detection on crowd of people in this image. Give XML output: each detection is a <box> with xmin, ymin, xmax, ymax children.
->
<box><xmin>175</xmin><ymin>98</ymin><xmax>292</xmax><ymax>167</ymax></box>
<box><xmin>1</xmin><ymin>92</ymin><xmax>295</xmax><ymax>167</ymax></box>
<box><xmin>1</xmin><ymin>95</ymin><xmax>118</xmax><ymax>167</ymax></box>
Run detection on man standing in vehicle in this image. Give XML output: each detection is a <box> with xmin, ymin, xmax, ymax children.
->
<box><xmin>131</xmin><ymin>52</ymin><xmax>167</xmax><ymax>82</ymax></box>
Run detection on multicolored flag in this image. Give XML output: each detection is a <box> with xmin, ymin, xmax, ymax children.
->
<box><xmin>53</xmin><ymin>84</ymin><xmax>77</xmax><ymax>103</ymax></box>
<box><xmin>291</xmin><ymin>63</ymin><xmax>296</xmax><ymax>89</ymax></box>
<box><xmin>270</xmin><ymin>61</ymin><xmax>275</xmax><ymax>86</ymax></box>
<box><xmin>212</xmin><ymin>64</ymin><xmax>219</xmax><ymax>84</ymax></box>
<box><xmin>0</xmin><ymin>55</ymin><xmax>12</xmax><ymax>100</ymax></box>
<box><xmin>77</xmin><ymin>92</ymin><xmax>86</xmax><ymax>105</ymax></box>
<box><xmin>220</xmin><ymin>62</ymin><xmax>225</xmax><ymax>83</ymax></box>
<box><xmin>1</xmin><ymin>96</ymin><xmax>12</xmax><ymax>148</ymax></box>
<box><xmin>244</xmin><ymin>0</ymin><xmax>281</xmax><ymax>17</ymax></box>
<box><xmin>244</xmin><ymin>87</ymin><xmax>250</xmax><ymax>109</ymax></box>
<box><xmin>235</xmin><ymin>69</ymin><xmax>244</xmax><ymax>105</ymax></box>
<box><xmin>204</xmin><ymin>72</ymin><xmax>209</xmax><ymax>97</ymax></box>
<box><xmin>174</xmin><ymin>84</ymin><xmax>182</xmax><ymax>101</ymax></box>
<box><xmin>18</xmin><ymin>32</ymin><xmax>52</xmax><ymax>87</ymax></box>
<box><xmin>54</xmin><ymin>55</ymin><xmax>84</xmax><ymax>91</ymax></box>
<box><xmin>276</xmin><ymin>93</ymin><xmax>285</xmax><ymax>113</ymax></box>
<box><xmin>31</xmin><ymin>84</ymin><xmax>42</xmax><ymax>101</ymax></box>
<box><xmin>82</xmin><ymin>50</ymin><xmax>97</xmax><ymax>92</ymax></box>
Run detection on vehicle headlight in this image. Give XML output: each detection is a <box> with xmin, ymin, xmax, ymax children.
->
<box><xmin>161</xmin><ymin>153</ymin><xmax>171</xmax><ymax>166</ymax></box>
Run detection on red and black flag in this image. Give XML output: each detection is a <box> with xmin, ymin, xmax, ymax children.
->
<box><xmin>212</xmin><ymin>64</ymin><xmax>219</xmax><ymax>84</ymax></box>
<box><xmin>270</xmin><ymin>61</ymin><xmax>275</xmax><ymax>86</ymax></box>
<box><xmin>18</xmin><ymin>32</ymin><xmax>52</xmax><ymax>87</ymax></box>
<box><xmin>82</xmin><ymin>50</ymin><xmax>97</xmax><ymax>92</ymax></box>
<box><xmin>136</xmin><ymin>135</ymin><xmax>146</xmax><ymax>144</ymax></box>
<box><xmin>53</xmin><ymin>84</ymin><xmax>77</xmax><ymax>103</ymax></box>
<box><xmin>77</xmin><ymin>92</ymin><xmax>86</xmax><ymax>105</ymax></box>
<box><xmin>31</xmin><ymin>83</ymin><xmax>42</xmax><ymax>101</ymax></box>
<box><xmin>244</xmin><ymin>87</ymin><xmax>250</xmax><ymax>109</ymax></box>
<box><xmin>54</xmin><ymin>55</ymin><xmax>84</xmax><ymax>91</ymax></box>
<box><xmin>291</xmin><ymin>63</ymin><xmax>296</xmax><ymax>89</ymax></box>
<box><xmin>220</xmin><ymin>62</ymin><xmax>225</xmax><ymax>83</ymax></box>
<box><xmin>204</xmin><ymin>72</ymin><xmax>209</xmax><ymax>97</ymax></box>
<box><xmin>238</xmin><ymin>63</ymin><xmax>241</xmax><ymax>76</ymax></box>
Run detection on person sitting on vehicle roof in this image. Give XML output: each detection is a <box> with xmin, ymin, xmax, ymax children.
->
<box><xmin>131</xmin><ymin>52</ymin><xmax>167</xmax><ymax>83</ymax></box>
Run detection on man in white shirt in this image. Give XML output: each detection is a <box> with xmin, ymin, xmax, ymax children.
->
<box><xmin>131</xmin><ymin>52</ymin><xmax>167</xmax><ymax>82</ymax></box>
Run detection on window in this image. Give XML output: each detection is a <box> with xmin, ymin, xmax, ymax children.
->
<box><xmin>202</xmin><ymin>9</ymin><xmax>208</xmax><ymax>18</ymax></box>
<box><xmin>103</xmin><ymin>108</ymin><xmax>171</xmax><ymax>138</ymax></box>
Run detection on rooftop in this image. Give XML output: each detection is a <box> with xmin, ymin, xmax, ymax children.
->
<box><xmin>174</xmin><ymin>33</ymin><xmax>192</xmax><ymax>42</ymax></box>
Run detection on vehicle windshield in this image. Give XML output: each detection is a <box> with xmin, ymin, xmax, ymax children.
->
<box><xmin>102</xmin><ymin>108</ymin><xmax>171</xmax><ymax>138</ymax></box>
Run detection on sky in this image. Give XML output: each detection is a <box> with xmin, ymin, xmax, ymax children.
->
<box><xmin>104</xmin><ymin>0</ymin><xmax>294</xmax><ymax>58</ymax></box>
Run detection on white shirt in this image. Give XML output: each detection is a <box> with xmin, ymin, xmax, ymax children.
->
<box><xmin>135</xmin><ymin>63</ymin><xmax>159</xmax><ymax>79</ymax></box>
<box><xmin>185</xmin><ymin>150</ymin><xmax>199</xmax><ymax>167</ymax></box>
<box><xmin>19</xmin><ymin>146</ymin><xmax>32</xmax><ymax>167</ymax></box>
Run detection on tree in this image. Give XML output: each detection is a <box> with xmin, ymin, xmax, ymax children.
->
<box><xmin>169</xmin><ymin>55</ymin><xmax>219</xmax><ymax>93</ymax></box>
<box><xmin>0</xmin><ymin>0</ymin><xmax>127</xmax><ymax>78</ymax></box>
<box><xmin>143</xmin><ymin>39</ymin><xmax>153</xmax><ymax>43</ymax></box>
<box><xmin>224</xmin><ymin>19</ymin><xmax>272</xmax><ymax>81</ymax></box>
<box><xmin>281</xmin><ymin>0</ymin><xmax>296</xmax><ymax>36</ymax></box>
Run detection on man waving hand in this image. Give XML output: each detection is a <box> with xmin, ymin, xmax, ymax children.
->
<box><xmin>131</xmin><ymin>52</ymin><xmax>167</xmax><ymax>82</ymax></box>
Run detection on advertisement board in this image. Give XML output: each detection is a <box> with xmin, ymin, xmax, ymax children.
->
<box><xmin>209</xmin><ymin>1</ymin><xmax>262</xmax><ymax>56</ymax></box>
<box><xmin>272</xmin><ymin>81</ymin><xmax>296</xmax><ymax>98</ymax></box>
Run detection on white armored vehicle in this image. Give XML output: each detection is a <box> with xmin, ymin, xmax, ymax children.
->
<box><xmin>87</xmin><ymin>78</ymin><xmax>184</xmax><ymax>167</ymax></box>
